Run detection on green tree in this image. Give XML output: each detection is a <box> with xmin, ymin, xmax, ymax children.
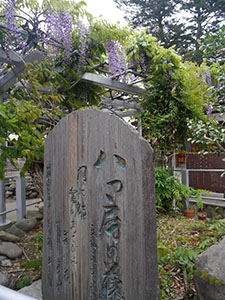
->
<box><xmin>182</xmin><ymin>0</ymin><xmax>225</xmax><ymax>63</ymax></box>
<box><xmin>113</xmin><ymin>0</ymin><xmax>225</xmax><ymax>63</ymax></box>
<box><xmin>113</xmin><ymin>0</ymin><xmax>187</xmax><ymax>51</ymax></box>
<box><xmin>202</xmin><ymin>27</ymin><xmax>225</xmax><ymax>65</ymax></box>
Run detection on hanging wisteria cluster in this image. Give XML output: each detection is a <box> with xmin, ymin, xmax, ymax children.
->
<box><xmin>44</xmin><ymin>9</ymin><xmax>73</xmax><ymax>61</ymax></box>
<box><xmin>77</xmin><ymin>23</ymin><xmax>91</xmax><ymax>65</ymax></box>
<box><xmin>3</xmin><ymin>0</ymin><xmax>26</xmax><ymax>53</ymax></box>
<box><xmin>105</xmin><ymin>40</ymin><xmax>127</xmax><ymax>82</ymax></box>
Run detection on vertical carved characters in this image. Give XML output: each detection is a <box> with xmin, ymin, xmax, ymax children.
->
<box><xmin>93</xmin><ymin>151</ymin><xmax>127</xmax><ymax>300</ymax></box>
<box><xmin>99</xmin><ymin>179</ymin><xmax>126</xmax><ymax>300</ymax></box>
<box><xmin>56</xmin><ymin>221</ymin><xmax>62</xmax><ymax>294</ymax></box>
<box><xmin>46</xmin><ymin>164</ymin><xmax>53</xmax><ymax>287</ymax></box>
<box><xmin>89</xmin><ymin>224</ymin><xmax>98</xmax><ymax>300</ymax></box>
<box><xmin>69</xmin><ymin>166</ymin><xmax>87</xmax><ymax>265</ymax></box>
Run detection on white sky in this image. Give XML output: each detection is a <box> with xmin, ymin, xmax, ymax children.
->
<box><xmin>82</xmin><ymin>0</ymin><xmax>127</xmax><ymax>26</ymax></box>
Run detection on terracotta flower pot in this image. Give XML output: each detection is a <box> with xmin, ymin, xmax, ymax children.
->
<box><xmin>197</xmin><ymin>211</ymin><xmax>207</xmax><ymax>220</ymax></box>
<box><xmin>184</xmin><ymin>209</ymin><xmax>194</xmax><ymax>218</ymax></box>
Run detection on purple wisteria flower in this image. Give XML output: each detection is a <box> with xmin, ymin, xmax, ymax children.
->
<box><xmin>3</xmin><ymin>0</ymin><xmax>26</xmax><ymax>53</ymax></box>
<box><xmin>44</xmin><ymin>8</ymin><xmax>73</xmax><ymax>61</ymax></box>
<box><xmin>206</xmin><ymin>107</ymin><xmax>213</xmax><ymax>116</ymax></box>
<box><xmin>106</xmin><ymin>40</ymin><xmax>121</xmax><ymax>76</ymax></box>
<box><xmin>77</xmin><ymin>23</ymin><xmax>91</xmax><ymax>65</ymax></box>
<box><xmin>105</xmin><ymin>40</ymin><xmax>128</xmax><ymax>82</ymax></box>
<box><xmin>117</xmin><ymin>43</ymin><xmax>128</xmax><ymax>82</ymax></box>
<box><xmin>202</xmin><ymin>69</ymin><xmax>212</xmax><ymax>87</ymax></box>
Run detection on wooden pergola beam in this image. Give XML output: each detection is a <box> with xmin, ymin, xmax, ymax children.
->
<box><xmin>0</xmin><ymin>50</ymin><xmax>44</xmax><ymax>94</ymax></box>
<box><xmin>81</xmin><ymin>72</ymin><xmax>145</xmax><ymax>96</ymax></box>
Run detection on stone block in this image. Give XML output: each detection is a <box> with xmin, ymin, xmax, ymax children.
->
<box><xmin>42</xmin><ymin>110</ymin><xmax>159</xmax><ymax>300</ymax></box>
<box><xmin>195</xmin><ymin>237</ymin><xmax>225</xmax><ymax>300</ymax></box>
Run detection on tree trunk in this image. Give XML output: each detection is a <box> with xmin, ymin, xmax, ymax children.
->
<box><xmin>29</xmin><ymin>162</ymin><xmax>44</xmax><ymax>200</ymax></box>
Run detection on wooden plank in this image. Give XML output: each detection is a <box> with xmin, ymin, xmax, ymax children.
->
<box><xmin>0</xmin><ymin>51</ymin><xmax>44</xmax><ymax>93</ymax></box>
<box><xmin>42</xmin><ymin>109</ymin><xmax>159</xmax><ymax>300</ymax></box>
<box><xmin>101</xmin><ymin>98</ymin><xmax>141</xmax><ymax>109</ymax></box>
<box><xmin>0</xmin><ymin>48</ymin><xmax>22</xmax><ymax>64</ymax></box>
<box><xmin>81</xmin><ymin>72</ymin><xmax>146</xmax><ymax>95</ymax></box>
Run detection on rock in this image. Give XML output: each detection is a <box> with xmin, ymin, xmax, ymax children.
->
<box><xmin>0</xmin><ymin>221</ymin><xmax>12</xmax><ymax>231</ymax></box>
<box><xmin>194</xmin><ymin>236</ymin><xmax>225</xmax><ymax>300</ymax></box>
<box><xmin>6</xmin><ymin>224</ymin><xmax>25</xmax><ymax>238</ymax></box>
<box><xmin>18</xmin><ymin>279</ymin><xmax>43</xmax><ymax>300</ymax></box>
<box><xmin>27</xmin><ymin>210</ymin><xmax>43</xmax><ymax>221</ymax></box>
<box><xmin>0</xmin><ymin>242</ymin><xmax>23</xmax><ymax>259</ymax></box>
<box><xmin>8</xmin><ymin>183</ymin><xmax>16</xmax><ymax>192</ymax></box>
<box><xmin>0</xmin><ymin>230</ymin><xmax>20</xmax><ymax>242</ymax></box>
<box><xmin>29</xmin><ymin>192</ymin><xmax>38</xmax><ymax>199</ymax></box>
<box><xmin>15</xmin><ymin>218</ymin><xmax>37</xmax><ymax>232</ymax></box>
<box><xmin>5</xmin><ymin>191</ymin><xmax>14</xmax><ymax>198</ymax></box>
<box><xmin>0</xmin><ymin>255</ymin><xmax>7</xmax><ymax>261</ymax></box>
<box><xmin>1</xmin><ymin>259</ymin><xmax>12</xmax><ymax>267</ymax></box>
<box><xmin>0</xmin><ymin>273</ymin><xmax>15</xmax><ymax>289</ymax></box>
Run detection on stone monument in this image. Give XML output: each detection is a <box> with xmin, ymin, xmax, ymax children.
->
<box><xmin>42</xmin><ymin>109</ymin><xmax>159</xmax><ymax>300</ymax></box>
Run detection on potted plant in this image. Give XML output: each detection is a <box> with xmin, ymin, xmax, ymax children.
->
<box><xmin>190</xmin><ymin>189</ymin><xmax>207</xmax><ymax>220</ymax></box>
<box><xmin>179</xmin><ymin>185</ymin><xmax>207</xmax><ymax>219</ymax></box>
<box><xmin>183</xmin><ymin>197</ymin><xmax>194</xmax><ymax>218</ymax></box>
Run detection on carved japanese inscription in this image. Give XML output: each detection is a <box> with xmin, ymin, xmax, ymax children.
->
<box><xmin>42</xmin><ymin>109</ymin><xmax>159</xmax><ymax>300</ymax></box>
<box><xmin>99</xmin><ymin>178</ymin><xmax>126</xmax><ymax>300</ymax></box>
<box><xmin>46</xmin><ymin>163</ymin><xmax>53</xmax><ymax>287</ymax></box>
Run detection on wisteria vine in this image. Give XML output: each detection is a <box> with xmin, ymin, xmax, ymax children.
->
<box><xmin>3</xmin><ymin>0</ymin><xmax>26</xmax><ymax>53</ymax></box>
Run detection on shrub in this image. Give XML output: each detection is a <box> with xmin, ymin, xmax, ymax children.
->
<box><xmin>155</xmin><ymin>167</ymin><xmax>205</xmax><ymax>211</ymax></box>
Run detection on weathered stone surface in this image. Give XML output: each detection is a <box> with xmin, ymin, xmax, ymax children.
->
<box><xmin>1</xmin><ymin>259</ymin><xmax>12</xmax><ymax>267</ymax></box>
<box><xmin>0</xmin><ymin>273</ymin><xmax>15</xmax><ymax>289</ymax></box>
<box><xmin>18</xmin><ymin>279</ymin><xmax>42</xmax><ymax>300</ymax></box>
<box><xmin>0</xmin><ymin>255</ymin><xmax>7</xmax><ymax>261</ymax></box>
<box><xmin>0</xmin><ymin>242</ymin><xmax>22</xmax><ymax>259</ymax></box>
<box><xmin>194</xmin><ymin>236</ymin><xmax>225</xmax><ymax>300</ymax></box>
<box><xmin>27</xmin><ymin>210</ymin><xmax>43</xmax><ymax>221</ymax></box>
<box><xmin>0</xmin><ymin>221</ymin><xmax>12</xmax><ymax>231</ymax></box>
<box><xmin>0</xmin><ymin>230</ymin><xmax>20</xmax><ymax>242</ymax></box>
<box><xmin>42</xmin><ymin>110</ymin><xmax>159</xmax><ymax>300</ymax></box>
<box><xmin>6</xmin><ymin>224</ymin><xmax>25</xmax><ymax>238</ymax></box>
<box><xmin>15</xmin><ymin>218</ymin><xmax>37</xmax><ymax>232</ymax></box>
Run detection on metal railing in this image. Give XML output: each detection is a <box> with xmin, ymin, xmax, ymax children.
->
<box><xmin>0</xmin><ymin>174</ymin><xmax>42</xmax><ymax>227</ymax></box>
<box><xmin>0</xmin><ymin>284</ymin><xmax>39</xmax><ymax>300</ymax></box>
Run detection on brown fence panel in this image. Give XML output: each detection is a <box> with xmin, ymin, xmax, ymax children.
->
<box><xmin>186</xmin><ymin>154</ymin><xmax>225</xmax><ymax>193</ymax></box>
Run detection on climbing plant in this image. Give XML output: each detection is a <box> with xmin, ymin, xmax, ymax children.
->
<box><xmin>0</xmin><ymin>0</ymin><xmax>217</xmax><ymax>192</ymax></box>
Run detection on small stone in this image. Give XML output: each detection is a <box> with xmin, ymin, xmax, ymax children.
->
<box><xmin>5</xmin><ymin>191</ymin><xmax>14</xmax><ymax>198</ymax></box>
<box><xmin>15</xmin><ymin>218</ymin><xmax>37</xmax><ymax>232</ymax></box>
<box><xmin>0</xmin><ymin>230</ymin><xmax>20</xmax><ymax>242</ymax></box>
<box><xmin>0</xmin><ymin>273</ymin><xmax>14</xmax><ymax>288</ymax></box>
<box><xmin>27</xmin><ymin>210</ymin><xmax>43</xmax><ymax>221</ymax></box>
<box><xmin>1</xmin><ymin>259</ymin><xmax>12</xmax><ymax>267</ymax></box>
<box><xmin>29</xmin><ymin>192</ymin><xmax>38</xmax><ymax>199</ymax></box>
<box><xmin>0</xmin><ymin>242</ymin><xmax>23</xmax><ymax>259</ymax></box>
<box><xmin>6</xmin><ymin>224</ymin><xmax>25</xmax><ymax>238</ymax></box>
<box><xmin>8</xmin><ymin>183</ymin><xmax>16</xmax><ymax>192</ymax></box>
